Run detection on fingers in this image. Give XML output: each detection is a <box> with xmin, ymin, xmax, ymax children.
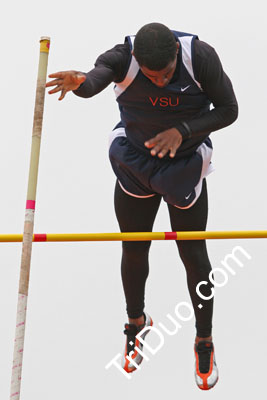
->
<box><xmin>154</xmin><ymin>145</ymin><xmax>174</xmax><ymax>158</ymax></box>
<box><xmin>144</xmin><ymin>130</ymin><xmax>182</xmax><ymax>158</ymax></box>
<box><xmin>47</xmin><ymin>85</ymin><xmax>62</xmax><ymax>95</ymax></box>
<box><xmin>46</xmin><ymin>82</ymin><xmax>67</xmax><ymax>100</ymax></box>
<box><xmin>151</xmin><ymin>143</ymin><xmax>166</xmax><ymax>157</ymax></box>
<box><xmin>48</xmin><ymin>71</ymin><xmax>66</xmax><ymax>79</ymax></box>
<box><xmin>58</xmin><ymin>89</ymin><xmax>67</xmax><ymax>101</ymax></box>
<box><xmin>145</xmin><ymin>134</ymin><xmax>169</xmax><ymax>157</ymax></box>
<box><xmin>46</xmin><ymin>71</ymin><xmax>85</xmax><ymax>85</ymax></box>
<box><xmin>147</xmin><ymin>140</ymin><xmax>170</xmax><ymax>158</ymax></box>
<box><xmin>144</xmin><ymin>135</ymin><xmax>161</xmax><ymax>151</ymax></box>
<box><xmin>169</xmin><ymin>145</ymin><xmax>179</xmax><ymax>158</ymax></box>
<box><xmin>46</xmin><ymin>75</ymin><xmax>65</xmax><ymax>96</ymax></box>
<box><xmin>46</xmin><ymin>71</ymin><xmax>86</xmax><ymax>100</ymax></box>
<box><xmin>46</xmin><ymin>78</ymin><xmax>62</xmax><ymax>88</ymax></box>
<box><xmin>144</xmin><ymin>139</ymin><xmax>155</xmax><ymax>149</ymax></box>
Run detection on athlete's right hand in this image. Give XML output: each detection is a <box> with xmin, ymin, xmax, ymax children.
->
<box><xmin>45</xmin><ymin>71</ymin><xmax>86</xmax><ymax>101</ymax></box>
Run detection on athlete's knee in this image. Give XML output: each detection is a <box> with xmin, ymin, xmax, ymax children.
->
<box><xmin>178</xmin><ymin>241</ymin><xmax>211</xmax><ymax>271</ymax></box>
<box><xmin>122</xmin><ymin>240</ymin><xmax>152</xmax><ymax>255</ymax></box>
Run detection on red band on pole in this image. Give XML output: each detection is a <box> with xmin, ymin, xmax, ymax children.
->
<box><xmin>26</xmin><ymin>200</ymin><xmax>36</xmax><ymax>210</ymax></box>
<box><xmin>164</xmin><ymin>232</ymin><xmax>178</xmax><ymax>240</ymax></box>
<box><xmin>34</xmin><ymin>234</ymin><xmax>47</xmax><ymax>242</ymax></box>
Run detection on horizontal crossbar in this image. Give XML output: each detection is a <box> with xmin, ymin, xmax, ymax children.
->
<box><xmin>1</xmin><ymin>231</ymin><xmax>267</xmax><ymax>242</ymax></box>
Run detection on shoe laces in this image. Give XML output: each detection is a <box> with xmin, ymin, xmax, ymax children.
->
<box><xmin>124</xmin><ymin>323</ymin><xmax>145</xmax><ymax>356</ymax></box>
<box><xmin>196</xmin><ymin>341</ymin><xmax>214</xmax><ymax>374</ymax></box>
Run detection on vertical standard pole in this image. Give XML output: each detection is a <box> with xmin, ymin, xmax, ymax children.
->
<box><xmin>10</xmin><ymin>36</ymin><xmax>50</xmax><ymax>400</ymax></box>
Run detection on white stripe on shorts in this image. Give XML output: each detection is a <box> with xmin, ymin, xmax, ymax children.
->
<box><xmin>108</xmin><ymin>127</ymin><xmax>126</xmax><ymax>148</ymax></box>
<box><xmin>174</xmin><ymin>141</ymin><xmax>214</xmax><ymax>209</ymax></box>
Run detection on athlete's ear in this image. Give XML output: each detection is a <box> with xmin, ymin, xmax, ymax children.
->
<box><xmin>176</xmin><ymin>42</ymin><xmax>180</xmax><ymax>54</ymax></box>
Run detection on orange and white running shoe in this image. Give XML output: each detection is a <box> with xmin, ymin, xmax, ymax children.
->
<box><xmin>194</xmin><ymin>340</ymin><xmax>219</xmax><ymax>390</ymax></box>
<box><xmin>121</xmin><ymin>312</ymin><xmax>153</xmax><ymax>373</ymax></box>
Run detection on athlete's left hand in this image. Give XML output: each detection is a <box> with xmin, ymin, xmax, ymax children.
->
<box><xmin>144</xmin><ymin>128</ymin><xmax>183</xmax><ymax>158</ymax></box>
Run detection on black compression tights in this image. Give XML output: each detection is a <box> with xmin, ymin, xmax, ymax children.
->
<box><xmin>114</xmin><ymin>179</ymin><xmax>214</xmax><ymax>338</ymax></box>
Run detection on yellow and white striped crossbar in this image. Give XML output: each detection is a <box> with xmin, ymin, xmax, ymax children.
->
<box><xmin>2</xmin><ymin>230</ymin><xmax>267</xmax><ymax>242</ymax></box>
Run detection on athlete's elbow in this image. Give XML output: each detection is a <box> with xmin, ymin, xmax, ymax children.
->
<box><xmin>225</xmin><ymin>102</ymin><xmax>239</xmax><ymax>126</ymax></box>
<box><xmin>231</xmin><ymin>103</ymin><xmax>239</xmax><ymax>123</ymax></box>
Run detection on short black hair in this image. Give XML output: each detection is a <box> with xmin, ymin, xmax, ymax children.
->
<box><xmin>133</xmin><ymin>23</ymin><xmax>177</xmax><ymax>71</ymax></box>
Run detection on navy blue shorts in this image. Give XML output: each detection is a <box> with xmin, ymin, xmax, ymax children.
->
<box><xmin>109</xmin><ymin>126</ymin><xmax>214</xmax><ymax>208</ymax></box>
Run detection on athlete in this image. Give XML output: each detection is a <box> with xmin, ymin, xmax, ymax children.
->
<box><xmin>46</xmin><ymin>23</ymin><xmax>238</xmax><ymax>390</ymax></box>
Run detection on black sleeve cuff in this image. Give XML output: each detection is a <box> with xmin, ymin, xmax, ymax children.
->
<box><xmin>175</xmin><ymin>122</ymin><xmax>192</xmax><ymax>141</ymax></box>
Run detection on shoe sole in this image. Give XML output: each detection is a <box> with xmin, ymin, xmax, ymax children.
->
<box><xmin>197</xmin><ymin>376</ymin><xmax>219</xmax><ymax>390</ymax></box>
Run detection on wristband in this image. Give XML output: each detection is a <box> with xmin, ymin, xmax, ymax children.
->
<box><xmin>180</xmin><ymin>121</ymin><xmax>192</xmax><ymax>140</ymax></box>
<box><xmin>175</xmin><ymin>122</ymin><xmax>192</xmax><ymax>141</ymax></box>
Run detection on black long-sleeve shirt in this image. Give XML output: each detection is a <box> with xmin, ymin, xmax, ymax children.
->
<box><xmin>74</xmin><ymin>40</ymin><xmax>238</xmax><ymax>139</ymax></box>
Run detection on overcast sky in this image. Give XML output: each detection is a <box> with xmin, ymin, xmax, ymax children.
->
<box><xmin>1</xmin><ymin>1</ymin><xmax>266</xmax><ymax>399</ymax></box>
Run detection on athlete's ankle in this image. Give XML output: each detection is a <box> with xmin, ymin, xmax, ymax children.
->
<box><xmin>128</xmin><ymin>313</ymin><xmax>145</xmax><ymax>326</ymax></box>
<box><xmin>195</xmin><ymin>335</ymin><xmax>212</xmax><ymax>344</ymax></box>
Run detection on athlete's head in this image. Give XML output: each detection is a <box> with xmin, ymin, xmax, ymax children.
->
<box><xmin>132</xmin><ymin>22</ymin><xmax>179</xmax><ymax>88</ymax></box>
